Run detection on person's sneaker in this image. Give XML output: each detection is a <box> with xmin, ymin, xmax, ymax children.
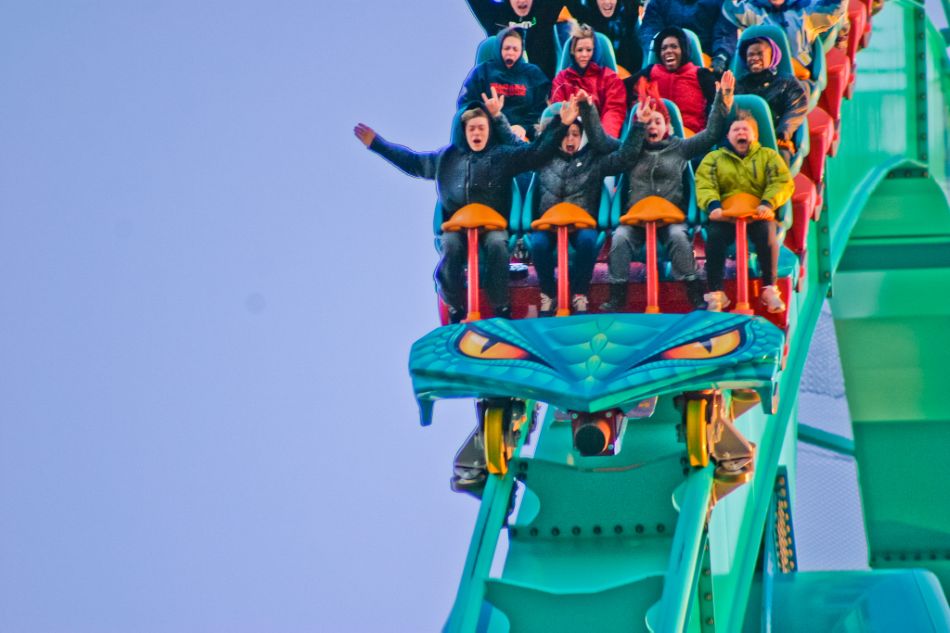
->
<box><xmin>760</xmin><ymin>285</ymin><xmax>786</xmax><ymax>313</ymax></box>
<box><xmin>704</xmin><ymin>291</ymin><xmax>731</xmax><ymax>312</ymax></box>
<box><xmin>494</xmin><ymin>305</ymin><xmax>512</xmax><ymax>319</ymax></box>
<box><xmin>684</xmin><ymin>277</ymin><xmax>707</xmax><ymax>310</ymax></box>
<box><xmin>571</xmin><ymin>294</ymin><xmax>589</xmax><ymax>313</ymax></box>
<box><xmin>539</xmin><ymin>293</ymin><xmax>555</xmax><ymax>317</ymax></box>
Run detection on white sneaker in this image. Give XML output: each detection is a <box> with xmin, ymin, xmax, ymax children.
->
<box><xmin>704</xmin><ymin>291</ymin><xmax>731</xmax><ymax>312</ymax></box>
<box><xmin>571</xmin><ymin>294</ymin><xmax>589</xmax><ymax>313</ymax></box>
<box><xmin>540</xmin><ymin>293</ymin><xmax>554</xmax><ymax>315</ymax></box>
<box><xmin>760</xmin><ymin>285</ymin><xmax>786</xmax><ymax>313</ymax></box>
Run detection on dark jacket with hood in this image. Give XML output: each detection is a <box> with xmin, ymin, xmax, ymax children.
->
<box><xmin>735</xmin><ymin>37</ymin><xmax>808</xmax><ymax>144</ymax></box>
<box><xmin>533</xmin><ymin>102</ymin><xmax>646</xmax><ymax>220</ymax></box>
<box><xmin>368</xmin><ymin>108</ymin><xmax>566</xmax><ymax>225</ymax></box>
<box><xmin>457</xmin><ymin>28</ymin><xmax>551</xmax><ymax>140</ymax></box>
<box><xmin>569</xmin><ymin>0</ymin><xmax>644</xmax><ymax>74</ymax></box>
<box><xmin>465</xmin><ymin>0</ymin><xmax>564</xmax><ymax>78</ymax></box>
<box><xmin>627</xmin><ymin>27</ymin><xmax>718</xmax><ymax>131</ymax></box>
<box><xmin>639</xmin><ymin>0</ymin><xmax>737</xmax><ymax>65</ymax></box>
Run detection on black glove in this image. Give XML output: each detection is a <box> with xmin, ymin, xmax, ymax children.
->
<box><xmin>711</xmin><ymin>55</ymin><xmax>728</xmax><ymax>76</ymax></box>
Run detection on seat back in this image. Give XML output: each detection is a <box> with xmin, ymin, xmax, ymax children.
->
<box><xmin>556</xmin><ymin>31</ymin><xmax>618</xmax><ymax>74</ymax></box>
<box><xmin>642</xmin><ymin>28</ymin><xmax>705</xmax><ymax>69</ymax></box>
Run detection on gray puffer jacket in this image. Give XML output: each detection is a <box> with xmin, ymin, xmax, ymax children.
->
<box><xmin>533</xmin><ymin>102</ymin><xmax>645</xmax><ymax>220</ymax></box>
<box><xmin>620</xmin><ymin>93</ymin><xmax>728</xmax><ymax>214</ymax></box>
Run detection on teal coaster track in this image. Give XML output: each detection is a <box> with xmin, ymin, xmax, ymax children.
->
<box><xmin>401</xmin><ymin>1</ymin><xmax>950</xmax><ymax>630</ymax></box>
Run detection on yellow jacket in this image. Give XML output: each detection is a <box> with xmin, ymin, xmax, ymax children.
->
<box><xmin>696</xmin><ymin>142</ymin><xmax>794</xmax><ymax>214</ymax></box>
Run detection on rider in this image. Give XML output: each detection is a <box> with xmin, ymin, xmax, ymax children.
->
<box><xmin>464</xmin><ymin>0</ymin><xmax>565</xmax><ymax>78</ymax></box>
<box><xmin>529</xmin><ymin>91</ymin><xmax>646</xmax><ymax>315</ymax></box>
<box><xmin>457</xmin><ymin>27</ymin><xmax>551</xmax><ymax>141</ymax></box>
<box><xmin>639</xmin><ymin>0</ymin><xmax>737</xmax><ymax>75</ymax></box>
<box><xmin>696</xmin><ymin>111</ymin><xmax>794</xmax><ymax>313</ymax></box>
<box><xmin>568</xmin><ymin>0</ymin><xmax>644</xmax><ymax>76</ymax></box>
<box><xmin>550</xmin><ymin>22</ymin><xmax>628</xmax><ymax>138</ymax></box>
<box><xmin>735</xmin><ymin>36</ymin><xmax>808</xmax><ymax>165</ymax></box>
<box><xmin>627</xmin><ymin>26</ymin><xmax>717</xmax><ymax>134</ymax></box>
<box><xmin>599</xmin><ymin>72</ymin><xmax>736</xmax><ymax>311</ymax></box>
<box><xmin>354</xmin><ymin>90</ymin><xmax>570</xmax><ymax>322</ymax></box>
<box><xmin>722</xmin><ymin>0</ymin><xmax>848</xmax><ymax>79</ymax></box>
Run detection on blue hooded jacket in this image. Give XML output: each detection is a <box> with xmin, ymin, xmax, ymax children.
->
<box><xmin>457</xmin><ymin>28</ymin><xmax>551</xmax><ymax>140</ymax></box>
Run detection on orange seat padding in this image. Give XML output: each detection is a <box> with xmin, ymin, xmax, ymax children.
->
<box><xmin>531</xmin><ymin>202</ymin><xmax>598</xmax><ymax>231</ymax></box>
<box><xmin>441</xmin><ymin>204</ymin><xmax>508</xmax><ymax>232</ymax></box>
<box><xmin>620</xmin><ymin>196</ymin><xmax>686</xmax><ymax>225</ymax></box>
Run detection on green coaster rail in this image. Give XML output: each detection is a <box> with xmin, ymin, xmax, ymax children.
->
<box><xmin>406</xmin><ymin>2</ymin><xmax>950</xmax><ymax>630</ymax></box>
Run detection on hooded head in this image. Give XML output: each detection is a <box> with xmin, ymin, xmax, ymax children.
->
<box><xmin>727</xmin><ymin>110</ymin><xmax>759</xmax><ymax>156</ymax></box>
<box><xmin>538</xmin><ymin>104</ymin><xmax>588</xmax><ymax>154</ymax></box>
<box><xmin>450</xmin><ymin>106</ymin><xmax>495</xmax><ymax>152</ymax></box>
<box><xmin>740</xmin><ymin>37</ymin><xmax>782</xmax><ymax>74</ymax></box>
<box><xmin>652</xmin><ymin>27</ymin><xmax>690</xmax><ymax>72</ymax></box>
<box><xmin>497</xmin><ymin>27</ymin><xmax>525</xmax><ymax>69</ymax></box>
<box><xmin>569</xmin><ymin>23</ymin><xmax>598</xmax><ymax>72</ymax></box>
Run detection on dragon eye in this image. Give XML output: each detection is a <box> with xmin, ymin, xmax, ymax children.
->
<box><xmin>661</xmin><ymin>329</ymin><xmax>742</xmax><ymax>360</ymax></box>
<box><xmin>457</xmin><ymin>329</ymin><xmax>531</xmax><ymax>361</ymax></box>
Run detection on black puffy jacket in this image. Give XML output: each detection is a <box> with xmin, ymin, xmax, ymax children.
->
<box><xmin>736</xmin><ymin>71</ymin><xmax>808</xmax><ymax>144</ymax></box>
<box><xmin>534</xmin><ymin>102</ymin><xmax>645</xmax><ymax>220</ymax></box>
<box><xmin>369</xmin><ymin>109</ymin><xmax>566</xmax><ymax>225</ymax></box>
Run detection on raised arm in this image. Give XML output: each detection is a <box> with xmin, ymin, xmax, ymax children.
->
<box><xmin>579</xmin><ymin>100</ymin><xmax>621</xmax><ymax>154</ymax></box>
<box><xmin>497</xmin><ymin>111</ymin><xmax>569</xmax><ymax>175</ymax></box>
<box><xmin>598</xmin><ymin>119</ymin><xmax>646</xmax><ymax>174</ymax></box>
<box><xmin>355</xmin><ymin>123</ymin><xmax>439</xmax><ymax>180</ymax></box>
<box><xmin>638</xmin><ymin>0</ymin><xmax>665</xmax><ymax>58</ymax></box>
<box><xmin>678</xmin><ymin>71</ymin><xmax>734</xmax><ymax>159</ymax></box>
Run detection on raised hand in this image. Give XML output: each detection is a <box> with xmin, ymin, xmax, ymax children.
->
<box><xmin>718</xmin><ymin>70</ymin><xmax>736</xmax><ymax>110</ymax></box>
<box><xmin>575</xmin><ymin>88</ymin><xmax>593</xmax><ymax>105</ymax></box>
<box><xmin>559</xmin><ymin>94</ymin><xmax>579</xmax><ymax>125</ymax></box>
<box><xmin>481</xmin><ymin>85</ymin><xmax>505</xmax><ymax>118</ymax></box>
<box><xmin>354</xmin><ymin>123</ymin><xmax>376</xmax><ymax>147</ymax></box>
<box><xmin>636</xmin><ymin>99</ymin><xmax>654</xmax><ymax>124</ymax></box>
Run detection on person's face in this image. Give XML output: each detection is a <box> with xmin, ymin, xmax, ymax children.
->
<box><xmin>727</xmin><ymin>120</ymin><xmax>757</xmax><ymax>154</ymax></box>
<box><xmin>510</xmin><ymin>0</ymin><xmax>532</xmax><ymax>17</ymax></box>
<box><xmin>465</xmin><ymin>117</ymin><xmax>491</xmax><ymax>151</ymax></box>
<box><xmin>573</xmin><ymin>37</ymin><xmax>595</xmax><ymax>69</ymax></box>
<box><xmin>501</xmin><ymin>35</ymin><xmax>523</xmax><ymax>68</ymax></box>
<box><xmin>596</xmin><ymin>0</ymin><xmax>617</xmax><ymax>17</ymax></box>
<box><xmin>645</xmin><ymin>111</ymin><xmax>669</xmax><ymax>142</ymax></box>
<box><xmin>660</xmin><ymin>36</ymin><xmax>683</xmax><ymax>71</ymax></box>
<box><xmin>745</xmin><ymin>42</ymin><xmax>772</xmax><ymax>74</ymax></box>
<box><xmin>560</xmin><ymin>123</ymin><xmax>583</xmax><ymax>154</ymax></box>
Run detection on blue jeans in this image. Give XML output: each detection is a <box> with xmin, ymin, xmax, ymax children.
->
<box><xmin>528</xmin><ymin>229</ymin><xmax>598</xmax><ymax>297</ymax></box>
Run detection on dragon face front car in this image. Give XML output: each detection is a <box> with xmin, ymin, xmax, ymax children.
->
<box><xmin>410</xmin><ymin>311</ymin><xmax>785</xmax><ymax>487</ymax></box>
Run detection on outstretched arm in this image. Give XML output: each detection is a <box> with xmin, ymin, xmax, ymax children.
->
<box><xmin>354</xmin><ymin>123</ymin><xmax>439</xmax><ymax>180</ymax></box>
<box><xmin>579</xmin><ymin>99</ymin><xmax>621</xmax><ymax>154</ymax></box>
<box><xmin>678</xmin><ymin>71</ymin><xmax>734</xmax><ymax>158</ymax></box>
